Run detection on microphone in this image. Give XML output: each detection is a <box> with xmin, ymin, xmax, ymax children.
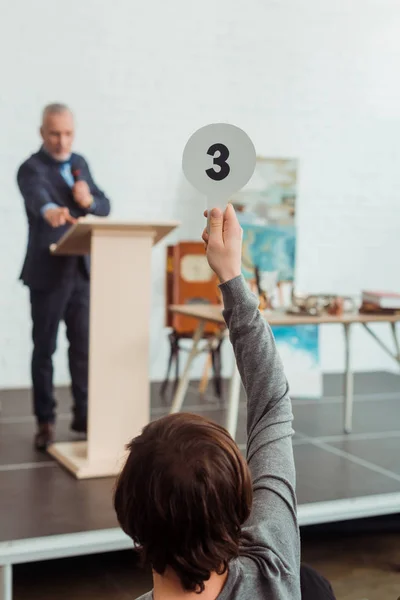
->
<box><xmin>72</xmin><ymin>169</ymin><xmax>81</xmax><ymax>182</ymax></box>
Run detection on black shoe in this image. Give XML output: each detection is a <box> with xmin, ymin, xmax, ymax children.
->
<box><xmin>34</xmin><ymin>423</ymin><xmax>55</xmax><ymax>451</ymax></box>
<box><xmin>70</xmin><ymin>415</ymin><xmax>87</xmax><ymax>433</ymax></box>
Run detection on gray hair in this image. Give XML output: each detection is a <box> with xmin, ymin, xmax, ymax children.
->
<box><xmin>42</xmin><ymin>103</ymin><xmax>72</xmax><ymax>122</ymax></box>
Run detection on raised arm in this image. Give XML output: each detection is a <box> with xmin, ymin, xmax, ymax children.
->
<box><xmin>203</xmin><ymin>205</ymin><xmax>300</xmax><ymax>598</ymax></box>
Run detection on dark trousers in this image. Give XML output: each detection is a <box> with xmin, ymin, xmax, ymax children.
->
<box><xmin>29</xmin><ymin>262</ymin><xmax>89</xmax><ymax>424</ymax></box>
<box><xmin>300</xmin><ymin>564</ymin><xmax>336</xmax><ymax>600</ymax></box>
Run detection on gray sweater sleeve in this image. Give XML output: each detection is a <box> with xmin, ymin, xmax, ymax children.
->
<box><xmin>220</xmin><ymin>275</ymin><xmax>301</xmax><ymax>597</ymax></box>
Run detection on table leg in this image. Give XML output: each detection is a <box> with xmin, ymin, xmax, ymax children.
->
<box><xmin>225</xmin><ymin>357</ymin><xmax>242</xmax><ymax>440</ymax></box>
<box><xmin>170</xmin><ymin>321</ymin><xmax>205</xmax><ymax>414</ymax></box>
<box><xmin>343</xmin><ymin>323</ymin><xmax>354</xmax><ymax>434</ymax></box>
<box><xmin>0</xmin><ymin>565</ymin><xmax>12</xmax><ymax>600</ymax></box>
<box><xmin>390</xmin><ymin>322</ymin><xmax>400</xmax><ymax>362</ymax></box>
<box><xmin>199</xmin><ymin>353</ymin><xmax>212</xmax><ymax>395</ymax></box>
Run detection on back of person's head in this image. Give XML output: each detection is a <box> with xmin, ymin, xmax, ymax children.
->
<box><xmin>114</xmin><ymin>412</ymin><xmax>252</xmax><ymax>593</ymax></box>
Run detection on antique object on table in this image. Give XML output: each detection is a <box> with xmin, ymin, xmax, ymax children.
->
<box><xmin>252</xmin><ymin>267</ymin><xmax>285</xmax><ymax>310</ymax></box>
<box><xmin>362</xmin><ymin>290</ymin><xmax>400</xmax><ymax>309</ymax></box>
<box><xmin>360</xmin><ymin>290</ymin><xmax>400</xmax><ymax>313</ymax></box>
<box><xmin>163</xmin><ymin>241</ymin><xmax>224</xmax><ymax>400</ymax></box>
<box><xmin>327</xmin><ymin>296</ymin><xmax>344</xmax><ymax>316</ymax></box>
<box><xmin>359</xmin><ymin>301</ymin><xmax>400</xmax><ymax>315</ymax></box>
<box><xmin>254</xmin><ymin>267</ymin><xmax>270</xmax><ymax>310</ymax></box>
<box><xmin>287</xmin><ymin>293</ymin><xmax>356</xmax><ymax>317</ymax></box>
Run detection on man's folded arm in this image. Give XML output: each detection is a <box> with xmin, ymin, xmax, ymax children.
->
<box><xmin>82</xmin><ymin>159</ymin><xmax>111</xmax><ymax>216</ymax></box>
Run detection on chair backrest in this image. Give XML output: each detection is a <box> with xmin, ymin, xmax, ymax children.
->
<box><xmin>165</xmin><ymin>242</ymin><xmax>222</xmax><ymax>335</ymax></box>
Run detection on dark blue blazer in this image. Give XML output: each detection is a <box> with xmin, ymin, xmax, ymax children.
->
<box><xmin>17</xmin><ymin>148</ymin><xmax>111</xmax><ymax>290</ymax></box>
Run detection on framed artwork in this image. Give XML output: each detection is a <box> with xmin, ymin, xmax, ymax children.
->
<box><xmin>233</xmin><ymin>156</ymin><xmax>297</xmax><ymax>226</ymax></box>
<box><xmin>232</xmin><ymin>157</ymin><xmax>321</xmax><ymax>398</ymax></box>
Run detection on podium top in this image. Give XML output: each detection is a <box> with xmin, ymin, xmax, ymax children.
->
<box><xmin>50</xmin><ymin>216</ymin><xmax>180</xmax><ymax>255</ymax></box>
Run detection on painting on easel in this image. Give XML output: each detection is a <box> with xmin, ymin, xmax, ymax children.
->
<box><xmin>231</xmin><ymin>157</ymin><xmax>321</xmax><ymax>398</ymax></box>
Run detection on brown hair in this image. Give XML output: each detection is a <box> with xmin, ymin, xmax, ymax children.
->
<box><xmin>114</xmin><ymin>412</ymin><xmax>252</xmax><ymax>593</ymax></box>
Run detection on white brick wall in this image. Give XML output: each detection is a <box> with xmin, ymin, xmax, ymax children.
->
<box><xmin>1</xmin><ymin>0</ymin><xmax>400</xmax><ymax>388</ymax></box>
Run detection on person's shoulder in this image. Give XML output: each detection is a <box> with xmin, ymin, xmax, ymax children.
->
<box><xmin>71</xmin><ymin>152</ymin><xmax>89</xmax><ymax>167</ymax></box>
<box><xmin>134</xmin><ymin>592</ymin><xmax>152</xmax><ymax>600</ymax></box>
<box><xmin>17</xmin><ymin>151</ymin><xmax>43</xmax><ymax>178</ymax></box>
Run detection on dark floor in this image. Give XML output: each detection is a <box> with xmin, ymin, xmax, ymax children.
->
<box><xmin>11</xmin><ymin>530</ymin><xmax>400</xmax><ymax>600</ymax></box>
<box><xmin>1</xmin><ymin>372</ymin><xmax>400</xmax><ymax>599</ymax></box>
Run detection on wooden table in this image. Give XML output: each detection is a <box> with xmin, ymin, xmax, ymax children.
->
<box><xmin>168</xmin><ymin>304</ymin><xmax>400</xmax><ymax>438</ymax></box>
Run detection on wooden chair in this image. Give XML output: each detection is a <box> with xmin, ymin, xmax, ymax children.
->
<box><xmin>160</xmin><ymin>329</ymin><xmax>224</xmax><ymax>400</ymax></box>
<box><xmin>162</xmin><ymin>241</ymin><xmax>224</xmax><ymax>401</ymax></box>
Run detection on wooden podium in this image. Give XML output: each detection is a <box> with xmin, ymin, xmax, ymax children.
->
<box><xmin>47</xmin><ymin>216</ymin><xmax>179</xmax><ymax>479</ymax></box>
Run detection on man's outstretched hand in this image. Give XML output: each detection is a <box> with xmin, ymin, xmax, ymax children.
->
<box><xmin>44</xmin><ymin>207</ymin><xmax>76</xmax><ymax>228</ymax></box>
<box><xmin>202</xmin><ymin>203</ymin><xmax>243</xmax><ymax>283</ymax></box>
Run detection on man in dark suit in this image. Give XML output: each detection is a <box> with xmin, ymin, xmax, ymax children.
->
<box><xmin>17</xmin><ymin>103</ymin><xmax>111</xmax><ymax>450</ymax></box>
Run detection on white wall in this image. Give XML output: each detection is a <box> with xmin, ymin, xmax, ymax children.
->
<box><xmin>1</xmin><ymin>0</ymin><xmax>400</xmax><ymax>389</ymax></box>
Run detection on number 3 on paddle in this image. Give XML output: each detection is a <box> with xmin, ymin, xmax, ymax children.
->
<box><xmin>206</xmin><ymin>143</ymin><xmax>230</xmax><ymax>181</ymax></box>
<box><xmin>182</xmin><ymin>123</ymin><xmax>256</xmax><ymax>205</ymax></box>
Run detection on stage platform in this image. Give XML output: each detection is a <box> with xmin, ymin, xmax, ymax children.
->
<box><xmin>1</xmin><ymin>373</ymin><xmax>400</xmax><ymax>599</ymax></box>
